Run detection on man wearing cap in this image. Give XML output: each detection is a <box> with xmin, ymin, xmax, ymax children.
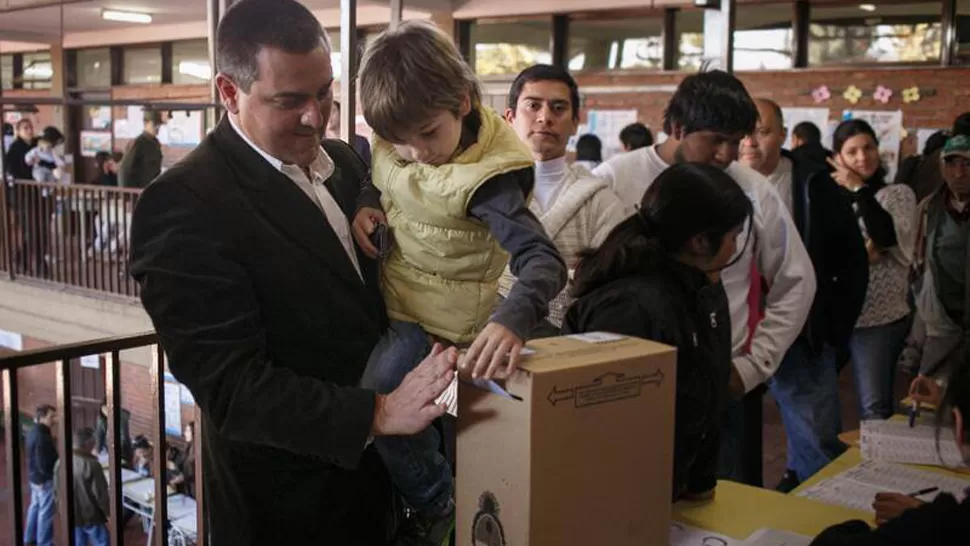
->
<box><xmin>900</xmin><ymin>135</ymin><xmax>970</xmax><ymax>383</ymax></box>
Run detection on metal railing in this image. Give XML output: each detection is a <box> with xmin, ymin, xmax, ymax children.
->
<box><xmin>1</xmin><ymin>179</ymin><xmax>141</xmax><ymax>297</ymax></box>
<box><xmin>0</xmin><ymin>332</ymin><xmax>205</xmax><ymax>546</ymax></box>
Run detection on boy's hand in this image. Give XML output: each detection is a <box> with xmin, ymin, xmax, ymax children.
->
<box><xmin>873</xmin><ymin>492</ymin><xmax>923</xmax><ymax>525</ymax></box>
<box><xmin>353</xmin><ymin>207</ymin><xmax>386</xmax><ymax>259</ymax></box>
<box><xmin>463</xmin><ymin>322</ymin><xmax>523</xmax><ymax>380</ymax></box>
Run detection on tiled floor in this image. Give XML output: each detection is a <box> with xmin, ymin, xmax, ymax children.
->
<box><xmin>0</xmin><ymin>364</ymin><xmax>911</xmax><ymax>545</ymax></box>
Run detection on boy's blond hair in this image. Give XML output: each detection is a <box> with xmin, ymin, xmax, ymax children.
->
<box><xmin>358</xmin><ymin>20</ymin><xmax>482</xmax><ymax>143</ymax></box>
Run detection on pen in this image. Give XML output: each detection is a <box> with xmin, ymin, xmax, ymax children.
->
<box><xmin>908</xmin><ymin>487</ymin><xmax>939</xmax><ymax>497</ymax></box>
<box><xmin>908</xmin><ymin>399</ymin><xmax>920</xmax><ymax>428</ymax></box>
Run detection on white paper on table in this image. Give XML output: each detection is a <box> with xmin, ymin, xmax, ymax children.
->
<box><xmin>796</xmin><ymin>460</ymin><xmax>970</xmax><ymax>513</ymax></box>
<box><xmin>860</xmin><ymin>419</ymin><xmax>966</xmax><ymax>468</ymax></box>
<box><xmin>670</xmin><ymin>521</ymin><xmax>741</xmax><ymax>546</ymax></box>
<box><xmin>740</xmin><ymin>528</ymin><xmax>812</xmax><ymax>546</ymax></box>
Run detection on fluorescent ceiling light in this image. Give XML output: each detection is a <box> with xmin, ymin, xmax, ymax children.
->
<box><xmin>101</xmin><ymin>9</ymin><xmax>153</xmax><ymax>24</ymax></box>
<box><xmin>859</xmin><ymin>4</ymin><xmax>876</xmax><ymax>11</ymax></box>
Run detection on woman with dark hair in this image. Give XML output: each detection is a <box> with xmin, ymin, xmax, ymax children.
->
<box><xmin>562</xmin><ymin>162</ymin><xmax>753</xmax><ymax>501</ymax></box>
<box><xmin>168</xmin><ymin>422</ymin><xmax>196</xmax><ymax>498</ymax></box>
<box><xmin>810</xmin><ymin>350</ymin><xmax>970</xmax><ymax>545</ymax></box>
<box><xmin>828</xmin><ymin>119</ymin><xmax>917</xmax><ymax>421</ymax></box>
<box><xmin>574</xmin><ymin>133</ymin><xmax>603</xmax><ymax>171</ymax></box>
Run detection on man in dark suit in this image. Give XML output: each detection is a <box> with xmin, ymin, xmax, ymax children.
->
<box><xmin>118</xmin><ymin>110</ymin><xmax>164</xmax><ymax>189</ymax></box>
<box><xmin>129</xmin><ymin>1</ymin><xmax>457</xmax><ymax>544</ymax></box>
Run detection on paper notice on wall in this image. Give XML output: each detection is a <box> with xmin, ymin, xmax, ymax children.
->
<box><xmin>584</xmin><ymin>109</ymin><xmax>640</xmax><ymax>160</ymax></box>
<box><xmin>916</xmin><ymin>128</ymin><xmax>945</xmax><ymax>155</ymax></box>
<box><xmin>80</xmin><ymin>354</ymin><xmax>101</xmax><ymax>369</ymax></box>
<box><xmin>781</xmin><ymin>107</ymin><xmax>831</xmax><ymax>150</ymax></box>
<box><xmin>842</xmin><ymin>110</ymin><xmax>904</xmax><ymax>182</ymax></box>
<box><xmin>179</xmin><ymin>384</ymin><xmax>196</xmax><ymax>406</ymax></box>
<box><xmin>164</xmin><ymin>381</ymin><xmax>182</xmax><ymax>436</ymax></box>
<box><xmin>0</xmin><ymin>329</ymin><xmax>23</xmax><ymax>351</ymax></box>
<box><xmin>669</xmin><ymin>521</ymin><xmax>740</xmax><ymax>546</ymax></box>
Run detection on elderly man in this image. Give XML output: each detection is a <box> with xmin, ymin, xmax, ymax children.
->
<box><xmin>500</xmin><ymin>64</ymin><xmax>625</xmax><ymax>335</ymax></box>
<box><xmin>740</xmin><ymin>98</ymin><xmax>868</xmax><ymax>491</ymax></box>
<box><xmin>902</xmin><ymin>135</ymin><xmax>970</xmax><ymax>386</ymax></box>
<box><xmin>129</xmin><ymin>1</ymin><xmax>456</xmax><ymax>544</ymax></box>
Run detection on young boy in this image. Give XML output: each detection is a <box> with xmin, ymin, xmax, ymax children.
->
<box><xmin>24</xmin><ymin>126</ymin><xmax>66</xmax><ymax>183</ymax></box>
<box><xmin>354</xmin><ymin>20</ymin><xmax>567</xmax><ymax>544</ymax></box>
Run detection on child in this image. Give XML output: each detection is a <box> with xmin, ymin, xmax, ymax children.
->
<box><xmin>24</xmin><ymin>126</ymin><xmax>66</xmax><ymax>183</ymax></box>
<box><xmin>810</xmin><ymin>349</ymin><xmax>970</xmax><ymax>545</ymax></box>
<box><xmin>131</xmin><ymin>435</ymin><xmax>153</xmax><ymax>478</ymax></box>
<box><xmin>354</xmin><ymin>20</ymin><xmax>567</xmax><ymax>544</ymax></box>
<box><xmin>562</xmin><ymin>163</ymin><xmax>752</xmax><ymax>502</ymax></box>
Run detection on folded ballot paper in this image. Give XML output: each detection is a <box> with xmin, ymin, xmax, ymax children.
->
<box><xmin>669</xmin><ymin>523</ymin><xmax>811</xmax><ymax>546</ymax></box>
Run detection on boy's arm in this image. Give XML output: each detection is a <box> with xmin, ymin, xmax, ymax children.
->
<box><xmin>467</xmin><ymin>169</ymin><xmax>567</xmax><ymax>341</ymax></box>
<box><xmin>353</xmin><ymin>176</ymin><xmax>385</xmax><ymax>258</ymax></box>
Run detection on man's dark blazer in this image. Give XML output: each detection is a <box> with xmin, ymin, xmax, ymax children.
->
<box><xmin>130</xmin><ymin>117</ymin><xmax>392</xmax><ymax>545</ymax></box>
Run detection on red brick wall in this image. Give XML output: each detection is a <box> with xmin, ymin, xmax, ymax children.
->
<box><xmin>575</xmin><ymin>66</ymin><xmax>970</xmax><ymax>157</ymax></box>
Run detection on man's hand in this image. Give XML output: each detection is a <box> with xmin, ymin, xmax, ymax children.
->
<box><xmin>463</xmin><ymin>322</ymin><xmax>523</xmax><ymax>380</ymax></box>
<box><xmin>909</xmin><ymin>375</ymin><xmax>943</xmax><ymax>406</ymax></box>
<box><xmin>371</xmin><ymin>343</ymin><xmax>457</xmax><ymax>437</ymax></box>
<box><xmin>873</xmin><ymin>492</ymin><xmax>923</xmax><ymax>525</ymax></box>
<box><xmin>353</xmin><ymin>207</ymin><xmax>387</xmax><ymax>259</ymax></box>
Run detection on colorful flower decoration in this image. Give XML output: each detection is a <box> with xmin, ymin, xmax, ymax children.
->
<box><xmin>811</xmin><ymin>85</ymin><xmax>831</xmax><ymax>104</ymax></box>
<box><xmin>873</xmin><ymin>85</ymin><xmax>893</xmax><ymax>104</ymax></box>
<box><xmin>902</xmin><ymin>86</ymin><xmax>921</xmax><ymax>103</ymax></box>
<box><xmin>843</xmin><ymin>85</ymin><xmax>863</xmax><ymax>104</ymax></box>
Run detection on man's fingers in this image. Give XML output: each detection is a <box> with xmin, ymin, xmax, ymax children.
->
<box><xmin>506</xmin><ymin>343</ymin><xmax>523</xmax><ymax>375</ymax></box>
<box><xmin>484</xmin><ymin>339</ymin><xmax>511</xmax><ymax>380</ymax></box>
<box><xmin>473</xmin><ymin>337</ymin><xmax>500</xmax><ymax>379</ymax></box>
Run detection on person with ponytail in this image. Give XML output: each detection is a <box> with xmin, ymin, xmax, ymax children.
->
<box><xmin>562</xmin><ymin>162</ymin><xmax>753</xmax><ymax>501</ymax></box>
<box><xmin>810</xmin><ymin>347</ymin><xmax>970</xmax><ymax>545</ymax></box>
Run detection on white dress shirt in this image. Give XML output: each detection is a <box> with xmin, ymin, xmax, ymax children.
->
<box><xmin>229</xmin><ymin>116</ymin><xmax>361</xmax><ymax>279</ymax></box>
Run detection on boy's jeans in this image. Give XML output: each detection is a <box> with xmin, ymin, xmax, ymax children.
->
<box><xmin>24</xmin><ymin>480</ymin><xmax>56</xmax><ymax>546</ymax></box>
<box><xmin>74</xmin><ymin>524</ymin><xmax>109</xmax><ymax>546</ymax></box>
<box><xmin>361</xmin><ymin>320</ymin><xmax>454</xmax><ymax>517</ymax></box>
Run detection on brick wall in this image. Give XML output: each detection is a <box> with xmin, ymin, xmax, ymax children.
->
<box><xmin>575</xmin><ymin>66</ymin><xmax>970</xmax><ymax>157</ymax></box>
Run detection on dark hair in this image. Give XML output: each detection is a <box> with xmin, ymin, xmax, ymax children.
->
<box><xmin>936</xmin><ymin>345</ymin><xmax>970</xmax><ymax>462</ymax></box>
<box><xmin>575</xmin><ymin>134</ymin><xmax>602</xmax><ymax>162</ymax></box>
<box><xmin>833</xmin><ymin>119</ymin><xmax>887</xmax><ymax>190</ymax></box>
<box><xmin>571</xmin><ymin>162</ymin><xmax>753</xmax><ymax>298</ymax></box>
<box><xmin>953</xmin><ymin>112</ymin><xmax>970</xmax><ymax>138</ymax></box>
<box><xmin>74</xmin><ymin>427</ymin><xmax>95</xmax><ymax>448</ymax></box>
<box><xmin>924</xmin><ymin>130</ymin><xmax>949</xmax><ymax>156</ymax></box>
<box><xmin>38</xmin><ymin>126</ymin><xmax>63</xmax><ymax>145</ymax></box>
<box><xmin>662</xmin><ymin>70</ymin><xmax>758</xmax><ymax>137</ymax></box>
<box><xmin>35</xmin><ymin>404</ymin><xmax>55</xmax><ymax>421</ymax></box>
<box><xmin>792</xmin><ymin>122</ymin><xmax>822</xmax><ymax>146</ymax></box>
<box><xmin>2</xmin><ymin>122</ymin><xmax>12</xmax><ymax>136</ymax></box>
<box><xmin>216</xmin><ymin>0</ymin><xmax>330</xmax><ymax>92</ymax></box>
<box><xmin>133</xmin><ymin>435</ymin><xmax>152</xmax><ymax>450</ymax></box>
<box><xmin>507</xmin><ymin>64</ymin><xmax>581</xmax><ymax>122</ymax></box>
<box><xmin>94</xmin><ymin>151</ymin><xmax>112</xmax><ymax>169</ymax></box>
<box><xmin>619</xmin><ymin>122</ymin><xmax>653</xmax><ymax>151</ymax></box>
<box><xmin>144</xmin><ymin>110</ymin><xmax>165</xmax><ymax>127</ymax></box>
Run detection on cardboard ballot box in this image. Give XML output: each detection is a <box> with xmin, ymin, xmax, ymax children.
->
<box><xmin>456</xmin><ymin>332</ymin><xmax>676</xmax><ymax>546</ymax></box>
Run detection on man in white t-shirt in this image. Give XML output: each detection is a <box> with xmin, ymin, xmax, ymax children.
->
<box><xmin>593</xmin><ymin>71</ymin><xmax>816</xmax><ymax>484</ymax></box>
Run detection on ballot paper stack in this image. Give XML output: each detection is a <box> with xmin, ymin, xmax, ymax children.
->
<box><xmin>860</xmin><ymin>419</ymin><xmax>966</xmax><ymax>468</ymax></box>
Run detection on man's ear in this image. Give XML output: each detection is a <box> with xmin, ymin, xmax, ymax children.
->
<box><xmin>504</xmin><ymin>108</ymin><xmax>516</xmax><ymax>124</ymax></box>
<box><xmin>459</xmin><ymin>92</ymin><xmax>473</xmax><ymax>118</ymax></box>
<box><xmin>215</xmin><ymin>74</ymin><xmax>241</xmax><ymax>115</ymax></box>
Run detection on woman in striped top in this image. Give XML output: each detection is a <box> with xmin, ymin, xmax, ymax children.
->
<box><xmin>828</xmin><ymin>119</ymin><xmax>917</xmax><ymax>420</ymax></box>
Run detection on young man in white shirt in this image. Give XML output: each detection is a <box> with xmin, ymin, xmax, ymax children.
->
<box><xmin>501</xmin><ymin>64</ymin><xmax>626</xmax><ymax>335</ymax></box>
<box><xmin>593</xmin><ymin>70</ymin><xmax>817</xmax><ymax>484</ymax></box>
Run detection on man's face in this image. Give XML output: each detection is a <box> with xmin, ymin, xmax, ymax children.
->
<box><xmin>40</xmin><ymin>412</ymin><xmax>56</xmax><ymax>428</ymax></box>
<box><xmin>740</xmin><ymin>103</ymin><xmax>785</xmax><ymax>175</ymax></box>
<box><xmin>673</xmin><ymin>129</ymin><xmax>744</xmax><ymax>170</ymax></box>
<box><xmin>17</xmin><ymin>122</ymin><xmax>33</xmax><ymax>142</ymax></box>
<box><xmin>943</xmin><ymin>154</ymin><xmax>970</xmax><ymax>198</ymax></box>
<box><xmin>392</xmin><ymin>103</ymin><xmax>469</xmax><ymax>166</ymax></box>
<box><xmin>218</xmin><ymin>45</ymin><xmax>334</xmax><ymax>167</ymax></box>
<box><xmin>505</xmin><ymin>80</ymin><xmax>577</xmax><ymax>161</ymax></box>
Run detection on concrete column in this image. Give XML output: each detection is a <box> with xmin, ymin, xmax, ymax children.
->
<box><xmin>340</xmin><ymin>0</ymin><xmax>358</xmax><ymax>144</ymax></box>
<box><xmin>389</xmin><ymin>0</ymin><xmax>403</xmax><ymax>30</ymax></box>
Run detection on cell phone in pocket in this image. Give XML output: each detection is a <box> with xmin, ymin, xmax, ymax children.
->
<box><xmin>369</xmin><ymin>222</ymin><xmax>391</xmax><ymax>259</ymax></box>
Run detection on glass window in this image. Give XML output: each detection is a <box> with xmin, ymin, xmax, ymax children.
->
<box><xmin>22</xmin><ymin>51</ymin><xmax>52</xmax><ymax>89</ymax></box>
<box><xmin>470</xmin><ymin>18</ymin><xmax>552</xmax><ymax>76</ymax></box>
<box><xmin>568</xmin><ymin>14</ymin><xmax>664</xmax><ymax>71</ymax></box>
<box><xmin>123</xmin><ymin>46</ymin><xmax>162</xmax><ymax>85</ymax></box>
<box><xmin>1</xmin><ymin>54</ymin><xmax>12</xmax><ymax>90</ymax></box>
<box><xmin>676</xmin><ymin>9</ymin><xmax>705</xmax><ymax>71</ymax></box>
<box><xmin>809</xmin><ymin>2</ymin><xmax>942</xmax><ymax>65</ymax></box>
<box><xmin>77</xmin><ymin>48</ymin><xmax>111</xmax><ymax>88</ymax></box>
<box><xmin>172</xmin><ymin>40</ymin><xmax>211</xmax><ymax>84</ymax></box>
<box><xmin>734</xmin><ymin>4</ymin><xmax>794</xmax><ymax>70</ymax></box>
<box><xmin>957</xmin><ymin>0</ymin><xmax>970</xmax><ymax>64</ymax></box>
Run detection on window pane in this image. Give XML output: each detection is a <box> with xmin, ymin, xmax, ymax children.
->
<box><xmin>1</xmin><ymin>54</ymin><xmax>12</xmax><ymax>90</ymax></box>
<box><xmin>23</xmin><ymin>51</ymin><xmax>52</xmax><ymax>89</ymax></box>
<box><xmin>470</xmin><ymin>18</ymin><xmax>551</xmax><ymax>76</ymax></box>
<box><xmin>123</xmin><ymin>47</ymin><xmax>162</xmax><ymax>85</ymax></box>
<box><xmin>676</xmin><ymin>9</ymin><xmax>705</xmax><ymax>71</ymax></box>
<box><xmin>569</xmin><ymin>15</ymin><xmax>664</xmax><ymax>71</ymax></box>
<box><xmin>172</xmin><ymin>40</ymin><xmax>211</xmax><ymax>84</ymax></box>
<box><xmin>77</xmin><ymin>48</ymin><xmax>111</xmax><ymax>88</ymax></box>
<box><xmin>809</xmin><ymin>2</ymin><xmax>942</xmax><ymax>65</ymax></box>
<box><xmin>957</xmin><ymin>0</ymin><xmax>970</xmax><ymax>64</ymax></box>
<box><xmin>734</xmin><ymin>4</ymin><xmax>793</xmax><ymax>70</ymax></box>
